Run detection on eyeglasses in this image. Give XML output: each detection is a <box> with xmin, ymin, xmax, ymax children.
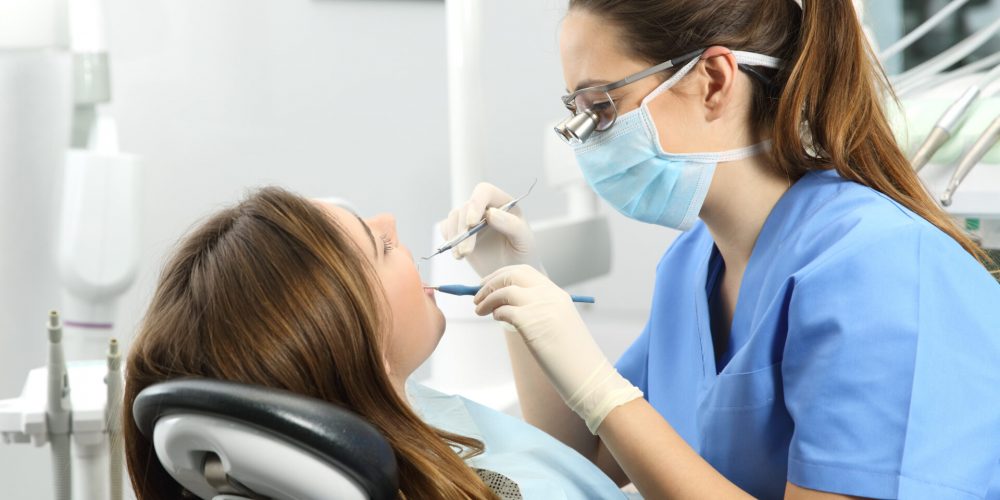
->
<box><xmin>554</xmin><ymin>49</ymin><xmax>706</xmax><ymax>145</ymax></box>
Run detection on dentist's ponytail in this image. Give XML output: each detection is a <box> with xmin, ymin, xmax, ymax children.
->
<box><xmin>774</xmin><ymin>0</ymin><xmax>989</xmax><ymax>265</ymax></box>
<box><xmin>569</xmin><ymin>0</ymin><xmax>990</xmax><ymax>266</ymax></box>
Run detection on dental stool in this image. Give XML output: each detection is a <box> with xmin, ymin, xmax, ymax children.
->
<box><xmin>133</xmin><ymin>378</ymin><xmax>399</xmax><ymax>500</ymax></box>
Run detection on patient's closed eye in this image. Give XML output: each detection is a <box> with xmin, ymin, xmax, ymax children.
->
<box><xmin>381</xmin><ymin>234</ymin><xmax>395</xmax><ymax>253</ymax></box>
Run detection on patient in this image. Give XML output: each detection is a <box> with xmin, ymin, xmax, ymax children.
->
<box><xmin>123</xmin><ymin>187</ymin><xmax>625</xmax><ymax>500</ymax></box>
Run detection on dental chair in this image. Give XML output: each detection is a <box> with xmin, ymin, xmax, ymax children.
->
<box><xmin>133</xmin><ymin>378</ymin><xmax>399</xmax><ymax>500</ymax></box>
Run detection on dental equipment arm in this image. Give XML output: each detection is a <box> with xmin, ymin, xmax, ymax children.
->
<box><xmin>46</xmin><ymin>311</ymin><xmax>72</xmax><ymax>500</ymax></box>
<box><xmin>941</xmin><ymin>114</ymin><xmax>1000</xmax><ymax>207</ymax></box>
<box><xmin>879</xmin><ymin>0</ymin><xmax>972</xmax><ymax>62</ymax></box>
<box><xmin>910</xmin><ymin>63</ymin><xmax>1000</xmax><ymax>172</ymax></box>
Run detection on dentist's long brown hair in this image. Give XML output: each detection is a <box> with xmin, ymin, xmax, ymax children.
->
<box><xmin>570</xmin><ymin>0</ymin><xmax>991</xmax><ymax>266</ymax></box>
<box><xmin>123</xmin><ymin>187</ymin><xmax>496</xmax><ymax>499</ymax></box>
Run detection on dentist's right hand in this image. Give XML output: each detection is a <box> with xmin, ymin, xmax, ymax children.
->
<box><xmin>440</xmin><ymin>182</ymin><xmax>543</xmax><ymax>277</ymax></box>
<box><xmin>473</xmin><ymin>264</ymin><xmax>643</xmax><ymax>434</ymax></box>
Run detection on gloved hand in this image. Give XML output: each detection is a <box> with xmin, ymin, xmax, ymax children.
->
<box><xmin>473</xmin><ymin>265</ymin><xmax>642</xmax><ymax>433</ymax></box>
<box><xmin>440</xmin><ymin>183</ymin><xmax>543</xmax><ymax>278</ymax></box>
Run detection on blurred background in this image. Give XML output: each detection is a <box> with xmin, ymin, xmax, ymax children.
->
<box><xmin>1</xmin><ymin>0</ymin><xmax>998</xmax><ymax>498</ymax></box>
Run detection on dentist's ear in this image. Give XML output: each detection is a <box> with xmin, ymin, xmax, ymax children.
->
<box><xmin>698</xmin><ymin>46</ymin><xmax>739</xmax><ymax>122</ymax></box>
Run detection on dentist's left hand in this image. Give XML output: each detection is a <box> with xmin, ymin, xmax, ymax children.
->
<box><xmin>473</xmin><ymin>265</ymin><xmax>642</xmax><ymax>433</ymax></box>
<box><xmin>440</xmin><ymin>183</ymin><xmax>543</xmax><ymax>278</ymax></box>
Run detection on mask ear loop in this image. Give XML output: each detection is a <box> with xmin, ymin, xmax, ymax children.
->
<box><xmin>640</xmin><ymin>56</ymin><xmax>702</xmax><ymax>106</ymax></box>
<box><xmin>640</xmin><ymin>50</ymin><xmax>784</xmax><ymax>107</ymax></box>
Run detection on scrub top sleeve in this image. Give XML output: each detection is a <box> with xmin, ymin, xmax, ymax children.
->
<box><xmin>615</xmin><ymin>323</ymin><xmax>650</xmax><ymax>395</ymax></box>
<box><xmin>783</xmin><ymin>225</ymin><xmax>1000</xmax><ymax>500</ymax></box>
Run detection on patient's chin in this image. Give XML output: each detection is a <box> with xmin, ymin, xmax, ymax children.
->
<box><xmin>432</xmin><ymin>306</ymin><xmax>446</xmax><ymax>336</ymax></box>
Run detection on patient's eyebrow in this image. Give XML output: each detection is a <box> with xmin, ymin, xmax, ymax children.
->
<box><xmin>354</xmin><ymin>214</ymin><xmax>378</xmax><ymax>260</ymax></box>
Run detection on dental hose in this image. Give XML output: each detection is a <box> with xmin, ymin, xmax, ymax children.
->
<box><xmin>106</xmin><ymin>338</ymin><xmax>124</xmax><ymax>500</ymax></box>
<box><xmin>46</xmin><ymin>311</ymin><xmax>72</xmax><ymax>500</ymax></box>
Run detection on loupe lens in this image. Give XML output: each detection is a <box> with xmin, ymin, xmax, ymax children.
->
<box><xmin>554</xmin><ymin>122</ymin><xmax>580</xmax><ymax>145</ymax></box>
<box><xmin>554</xmin><ymin>110</ymin><xmax>598</xmax><ymax>144</ymax></box>
<box><xmin>574</xmin><ymin>90</ymin><xmax>617</xmax><ymax>131</ymax></box>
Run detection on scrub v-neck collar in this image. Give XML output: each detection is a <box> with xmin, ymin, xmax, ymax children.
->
<box><xmin>693</xmin><ymin>170</ymin><xmax>827</xmax><ymax>379</ymax></box>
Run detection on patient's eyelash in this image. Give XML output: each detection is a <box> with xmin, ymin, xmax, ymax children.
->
<box><xmin>380</xmin><ymin>234</ymin><xmax>395</xmax><ymax>253</ymax></box>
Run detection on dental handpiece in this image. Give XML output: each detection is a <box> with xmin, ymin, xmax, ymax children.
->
<box><xmin>941</xmin><ymin>114</ymin><xmax>1000</xmax><ymax>207</ymax></box>
<box><xmin>911</xmin><ymin>86</ymin><xmax>980</xmax><ymax>172</ymax></box>
<box><xmin>426</xmin><ymin>284</ymin><xmax>596</xmax><ymax>304</ymax></box>
<box><xmin>423</xmin><ymin>179</ymin><xmax>537</xmax><ymax>260</ymax></box>
<box><xmin>911</xmin><ymin>63</ymin><xmax>1000</xmax><ymax>172</ymax></box>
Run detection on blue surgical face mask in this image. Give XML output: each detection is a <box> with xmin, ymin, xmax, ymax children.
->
<box><xmin>571</xmin><ymin>52</ymin><xmax>779</xmax><ymax>231</ymax></box>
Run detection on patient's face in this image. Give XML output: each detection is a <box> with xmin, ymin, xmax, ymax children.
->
<box><xmin>317</xmin><ymin>202</ymin><xmax>445</xmax><ymax>382</ymax></box>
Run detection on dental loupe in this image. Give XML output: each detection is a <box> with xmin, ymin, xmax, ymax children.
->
<box><xmin>554</xmin><ymin>108</ymin><xmax>600</xmax><ymax>145</ymax></box>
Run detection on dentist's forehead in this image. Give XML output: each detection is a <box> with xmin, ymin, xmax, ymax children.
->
<box><xmin>559</xmin><ymin>10</ymin><xmax>650</xmax><ymax>92</ymax></box>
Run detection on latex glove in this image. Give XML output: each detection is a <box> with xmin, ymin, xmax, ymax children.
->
<box><xmin>440</xmin><ymin>183</ymin><xmax>543</xmax><ymax>278</ymax></box>
<box><xmin>473</xmin><ymin>265</ymin><xmax>642</xmax><ymax>433</ymax></box>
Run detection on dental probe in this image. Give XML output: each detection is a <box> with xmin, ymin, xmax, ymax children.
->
<box><xmin>426</xmin><ymin>284</ymin><xmax>596</xmax><ymax>304</ymax></box>
<box><xmin>422</xmin><ymin>179</ymin><xmax>537</xmax><ymax>260</ymax></box>
<box><xmin>941</xmin><ymin>113</ymin><xmax>1000</xmax><ymax>207</ymax></box>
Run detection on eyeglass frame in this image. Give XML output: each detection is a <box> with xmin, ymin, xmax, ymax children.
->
<box><xmin>555</xmin><ymin>48</ymin><xmax>780</xmax><ymax>145</ymax></box>
<box><xmin>559</xmin><ymin>48</ymin><xmax>707</xmax><ymax>112</ymax></box>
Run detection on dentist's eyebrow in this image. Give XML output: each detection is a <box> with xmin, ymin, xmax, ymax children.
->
<box><xmin>354</xmin><ymin>214</ymin><xmax>379</xmax><ymax>260</ymax></box>
<box><xmin>570</xmin><ymin>79</ymin><xmax>612</xmax><ymax>92</ymax></box>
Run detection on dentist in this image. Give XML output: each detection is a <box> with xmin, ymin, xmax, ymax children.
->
<box><xmin>442</xmin><ymin>0</ymin><xmax>1000</xmax><ymax>498</ymax></box>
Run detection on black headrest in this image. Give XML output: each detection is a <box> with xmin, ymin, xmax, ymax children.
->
<box><xmin>134</xmin><ymin>378</ymin><xmax>398</xmax><ymax>500</ymax></box>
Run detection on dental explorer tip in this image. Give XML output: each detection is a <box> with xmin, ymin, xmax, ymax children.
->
<box><xmin>940</xmin><ymin>194</ymin><xmax>953</xmax><ymax>207</ymax></box>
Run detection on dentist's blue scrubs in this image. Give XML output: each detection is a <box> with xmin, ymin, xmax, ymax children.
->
<box><xmin>616</xmin><ymin>169</ymin><xmax>1000</xmax><ymax>499</ymax></box>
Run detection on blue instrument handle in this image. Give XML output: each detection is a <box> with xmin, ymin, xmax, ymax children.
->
<box><xmin>434</xmin><ymin>284</ymin><xmax>595</xmax><ymax>304</ymax></box>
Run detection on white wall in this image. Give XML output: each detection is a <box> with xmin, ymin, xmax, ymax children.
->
<box><xmin>0</xmin><ymin>1</ymin><xmax>674</xmax><ymax>498</ymax></box>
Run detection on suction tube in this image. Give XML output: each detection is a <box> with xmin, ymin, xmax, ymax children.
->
<box><xmin>46</xmin><ymin>311</ymin><xmax>72</xmax><ymax>500</ymax></box>
<box><xmin>106</xmin><ymin>338</ymin><xmax>123</xmax><ymax>500</ymax></box>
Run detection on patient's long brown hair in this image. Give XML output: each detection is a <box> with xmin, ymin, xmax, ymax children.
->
<box><xmin>570</xmin><ymin>0</ymin><xmax>991</xmax><ymax>266</ymax></box>
<box><xmin>123</xmin><ymin>187</ymin><xmax>496</xmax><ymax>499</ymax></box>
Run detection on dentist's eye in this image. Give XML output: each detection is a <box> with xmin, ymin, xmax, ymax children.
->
<box><xmin>381</xmin><ymin>234</ymin><xmax>395</xmax><ymax>254</ymax></box>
